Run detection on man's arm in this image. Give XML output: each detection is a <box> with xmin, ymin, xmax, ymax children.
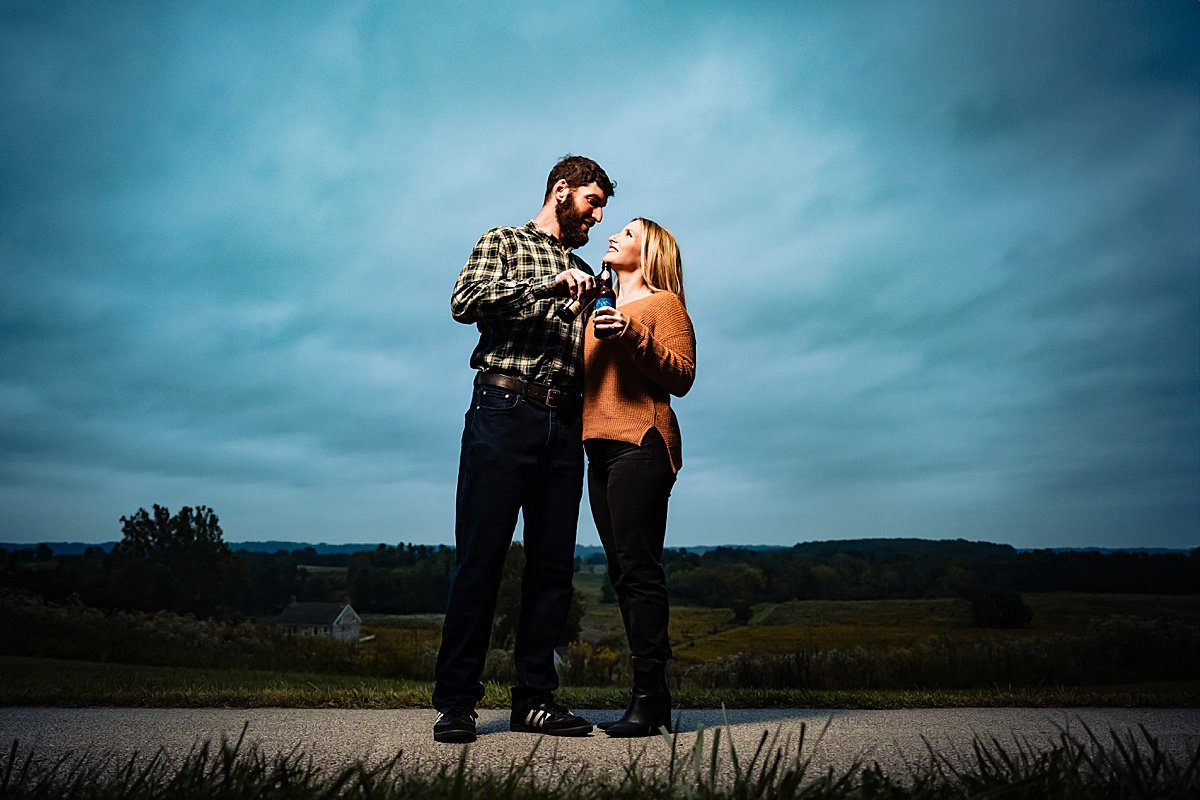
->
<box><xmin>451</xmin><ymin>229</ymin><xmax>557</xmax><ymax>324</ymax></box>
<box><xmin>451</xmin><ymin>230</ymin><xmax>597</xmax><ymax>324</ymax></box>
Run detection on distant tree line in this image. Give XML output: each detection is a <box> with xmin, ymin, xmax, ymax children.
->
<box><xmin>0</xmin><ymin>505</ymin><xmax>457</xmax><ymax>619</ymax></box>
<box><xmin>649</xmin><ymin>540</ymin><xmax>1199</xmax><ymax>628</ymax></box>
<box><xmin>3</xmin><ymin>509</ymin><xmax>1196</xmax><ymax>630</ymax></box>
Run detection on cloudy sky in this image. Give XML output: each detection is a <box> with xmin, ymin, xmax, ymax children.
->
<box><xmin>2</xmin><ymin>1</ymin><xmax>1197</xmax><ymax>551</ymax></box>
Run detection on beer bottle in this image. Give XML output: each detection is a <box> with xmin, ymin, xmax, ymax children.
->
<box><xmin>593</xmin><ymin>265</ymin><xmax>618</xmax><ymax>338</ymax></box>
<box><xmin>594</xmin><ymin>265</ymin><xmax>615</xmax><ymax>310</ymax></box>
<box><xmin>554</xmin><ymin>275</ymin><xmax>598</xmax><ymax>323</ymax></box>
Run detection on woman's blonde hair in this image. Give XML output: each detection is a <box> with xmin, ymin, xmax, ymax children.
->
<box><xmin>635</xmin><ymin>217</ymin><xmax>686</xmax><ymax>308</ymax></box>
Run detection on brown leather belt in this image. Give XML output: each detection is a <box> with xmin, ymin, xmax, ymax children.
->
<box><xmin>474</xmin><ymin>372</ymin><xmax>580</xmax><ymax>410</ymax></box>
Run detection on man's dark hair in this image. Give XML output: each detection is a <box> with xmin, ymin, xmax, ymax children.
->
<box><xmin>544</xmin><ymin>154</ymin><xmax>615</xmax><ymax>201</ymax></box>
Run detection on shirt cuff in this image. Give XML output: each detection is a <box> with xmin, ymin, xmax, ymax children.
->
<box><xmin>531</xmin><ymin>276</ymin><xmax>559</xmax><ymax>300</ymax></box>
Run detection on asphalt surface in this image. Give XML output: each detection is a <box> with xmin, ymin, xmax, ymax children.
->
<box><xmin>3</xmin><ymin>707</ymin><xmax>1198</xmax><ymax>782</ymax></box>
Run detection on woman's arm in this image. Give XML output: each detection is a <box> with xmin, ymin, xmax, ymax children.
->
<box><xmin>616</xmin><ymin>295</ymin><xmax>696</xmax><ymax>397</ymax></box>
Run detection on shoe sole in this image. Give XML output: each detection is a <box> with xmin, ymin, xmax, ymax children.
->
<box><xmin>605</xmin><ymin>725</ymin><xmax>670</xmax><ymax>738</ymax></box>
<box><xmin>509</xmin><ymin>722</ymin><xmax>593</xmax><ymax>736</ymax></box>
<box><xmin>433</xmin><ymin>731</ymin><xmax>477</xmax><ymax>744</ymax></box>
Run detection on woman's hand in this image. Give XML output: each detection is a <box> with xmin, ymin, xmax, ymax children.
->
<box><xmin>593</xmin><ymin>306</ymin><xmax>628</xmax><ymax>339</ymax></box>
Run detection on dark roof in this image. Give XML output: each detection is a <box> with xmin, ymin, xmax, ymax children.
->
<box><xmin>274</xmin><ymin>602</ymin><xmax>354</xmax><ymax>625</ymax></box>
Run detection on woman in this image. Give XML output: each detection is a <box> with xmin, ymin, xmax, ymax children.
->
<box><xmin>583</xmin><ymin>217</ymin><xmax>696</xmax><ymax>737</ymax></box>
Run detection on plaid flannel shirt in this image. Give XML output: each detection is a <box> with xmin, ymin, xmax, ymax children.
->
<box><xmin>451</xmin><ymin>221</ymin><xmax>594</xmax><ymax>387</ymax></box>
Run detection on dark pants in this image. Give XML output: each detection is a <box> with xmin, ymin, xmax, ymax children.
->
<box><xmin>585</xmin><ymin>428</ymin><xmax>676</xmax><ymax>663</ymax></box>
<box><xmin>432</xmin><ymin>384</ymin><xmax>583</xmax><ymax>711</ymax></box>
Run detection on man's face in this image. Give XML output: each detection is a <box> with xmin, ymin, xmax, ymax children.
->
<box><xmin>555</xmin><ymin>182</ymin><xmax>607</xmax><ymax>248</ymax></box>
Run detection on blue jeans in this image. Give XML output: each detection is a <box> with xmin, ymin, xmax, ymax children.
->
<box><xmin>432</xmin><ymin>384</ymin><xmax>583</xmax><ymax>710</ymax></box>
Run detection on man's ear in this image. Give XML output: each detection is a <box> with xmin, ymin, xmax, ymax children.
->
<box><xmin>552</xmin><ymin>178</ymin><xmax>571</xmax><ymax>202</ymax></box>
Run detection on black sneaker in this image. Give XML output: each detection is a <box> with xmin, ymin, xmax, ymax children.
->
<box><xmin>433</xmin><ymin>705</ymin><xmax>477</xmax><ymax>743</ymax></box>
<box><xmin>510</xmin><ymin>698</ymin><xmax>593</xmax><ymax>736</ymax></box>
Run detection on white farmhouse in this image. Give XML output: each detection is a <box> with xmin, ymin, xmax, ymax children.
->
<box><xmin>274</xmin><ymin>599</ymin><xmax>362</xmax><ymax>643</ymax></box>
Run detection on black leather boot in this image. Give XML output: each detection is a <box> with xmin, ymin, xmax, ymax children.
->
<box><xmin>605</xmin><ymin>657</ymin><xmax>672</xmax><ymax>737</ymax></box>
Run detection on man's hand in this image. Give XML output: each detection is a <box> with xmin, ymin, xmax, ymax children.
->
<box><xmin>553</xmin><ymin>268</ymin><xmax>596</xmax><ymax>300</ymax></box>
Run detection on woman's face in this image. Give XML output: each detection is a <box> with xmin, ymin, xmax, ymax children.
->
<box><xmin>604</xmin><ymin>220</ymin><xmax>644</xmax><ymax>271</ymax></box>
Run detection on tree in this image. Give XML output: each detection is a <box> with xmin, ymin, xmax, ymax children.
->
<box><xmin>109</xmin><ymin>504</ymin><xmax>246</xmax><ymax>617</ymax></box>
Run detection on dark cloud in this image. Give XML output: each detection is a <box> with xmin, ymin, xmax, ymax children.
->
<box><xmin>1</xmin><ymin>1</ymin><xmax>1196</xmax><ymax>548</ymax></box>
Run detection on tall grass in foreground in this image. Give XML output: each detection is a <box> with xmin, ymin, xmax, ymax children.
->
<box><xmin>2</xmin><ymin>722</ymin><xmax>1197</xmax><ymax>799</ymax></box>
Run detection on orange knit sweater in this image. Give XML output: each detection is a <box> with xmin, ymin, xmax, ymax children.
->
<box><xmin>582</xmin><ymin>291</ymin><xmax>696</xmax><ymax>472</ymax></box>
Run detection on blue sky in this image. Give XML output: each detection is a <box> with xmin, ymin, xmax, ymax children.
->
<box><xmin>2</xmin><ymin>1</ymin><xmax>1197</xmax><ymax>550</ymax></box>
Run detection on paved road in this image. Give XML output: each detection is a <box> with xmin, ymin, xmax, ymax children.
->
<box><xmin>2</xmin><ymin>707</ymin><xmax>1198</xmax><ymax>782</ymax></box>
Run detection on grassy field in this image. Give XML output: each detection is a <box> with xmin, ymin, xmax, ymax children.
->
<box><xmin>316</xmin><ymin>565</ymin><xmax>1200</xmax><ymax>663</ymax></box>
<box><xmin>2</xmin><ymin>655</ymin><xmax>1196</xmax><ymax>709</ymax></box>
<box><xmin>576</xmin><ymin>571</ymin><xmax>1200</xmax><ymax>659</ymax></box>
<box><xmin>671</xmin><ymin>593</ymin><xmax>1200</xmax><ymax>662</ymax></box>
<box><xmin>2</xmin><ymin>575</ymin><xmax>1190</xmax><ymax>705</ymax></box>
<box><xmin>2</xmin><ymin>571</ymin><xmax>1196</xmax><ymax>708</ymax></box>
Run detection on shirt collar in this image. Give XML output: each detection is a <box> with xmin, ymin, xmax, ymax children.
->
<box><xmin>524</xmin><ymin>220</ymin><xmax>569</xmax><ymax>251</ymax></box>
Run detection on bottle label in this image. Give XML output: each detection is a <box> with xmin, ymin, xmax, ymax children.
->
<box><xmin>595</xmin><ymin>297</ymin><xmax>614</xmax><ymax>310</ymax></box>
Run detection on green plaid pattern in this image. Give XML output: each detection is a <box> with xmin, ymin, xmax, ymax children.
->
<box><xmin>451</xmin><ymin>221</ymin><xmax>593</xmax><ymax>387</ymax></box>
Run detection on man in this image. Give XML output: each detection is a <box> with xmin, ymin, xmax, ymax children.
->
<box><xmin>433</xmin><ymin>155</ymin><xmax>615</xmax><ymax>744</ymax></box>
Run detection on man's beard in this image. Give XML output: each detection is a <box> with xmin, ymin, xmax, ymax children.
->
<box><xmin>555</xmin><ymin>196</ymin><xmax>590</xmax><ymax>249</ymax></box>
